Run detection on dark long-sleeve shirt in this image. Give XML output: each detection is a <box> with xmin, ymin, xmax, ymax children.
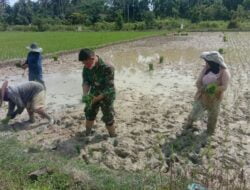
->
<box><xmin>25</xmin><ymin>52</ymin><xmax>43</xmax><ymax>82</ymax></box>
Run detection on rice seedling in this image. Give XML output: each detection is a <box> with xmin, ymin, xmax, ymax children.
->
<box><xmin>218</xmin><ymin>48</ymin><xmax>224</xmax><ymax>54</ymax></box>
<box><xmin>205</xmin><ymin>83</ymin><xmax>218</xmax><ymax>96</ymax></box>
<box><xmin>149</xmin><ymin>63</ymin><xmax>154</xmax><ymax>70</ymax></box>
<box><xmin>159</xmin><ymin>56</ymin><xmax>164</xmax><ymax>64</ymax></box>
<box><xmin>82</xmin><ymin>94</ymin><xmax>94</xmax><ymax>110</ymax></box>
<box><xmin>52</xmin><ymin>54</ymin><xmax>59</xmax><ymax>61</ymax></box>
<box><xmin>223</xmin><ymin>35</ymin><xmax>227</xmax><ymax>42</ymax></box>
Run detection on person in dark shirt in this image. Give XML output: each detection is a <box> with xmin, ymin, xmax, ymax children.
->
<box><xmin>22</xmin><ymin>43</ymin><xmax>45</xmax><ymax>86</ymax></box>
<box><xmin>79</xmin><ymin>48</ymin><xmax>116</xmax><ymax>137</ymax></box>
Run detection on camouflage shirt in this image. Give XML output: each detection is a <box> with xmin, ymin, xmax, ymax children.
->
<box><xmin>82</xmin><ymin>57</ymin><xmax>115</xmax><ymax>100</ymax></box>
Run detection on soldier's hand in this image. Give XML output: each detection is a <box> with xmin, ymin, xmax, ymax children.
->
<box><xmin>92</xmin><ymin>95</ymin><xmax>104</xmax><ymax>104</ymax></box>
<box><xmin>92</xmin><ymin>96</ymin><xmax>99</xmax><ymax>105</ymax></box>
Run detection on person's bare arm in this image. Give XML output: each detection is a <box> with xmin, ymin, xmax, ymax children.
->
<box><xmin>217</xmin><ymin>69</ymin><xmax>231</xmax><ymax>92</ymax></box>
<box><xmin>82</xmin><ymin>84</ymin><xmax>90</xmax><ymax>96</ymax></box>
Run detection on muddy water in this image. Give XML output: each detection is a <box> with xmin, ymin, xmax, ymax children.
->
<box><xmin>1</xmin><ymin>32</ymin><xmax>250</xmax><ymax>185</ymax></box>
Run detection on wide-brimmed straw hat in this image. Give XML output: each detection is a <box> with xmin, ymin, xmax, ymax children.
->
<box><xmin>200</xmin><ymin>51</ymin><xmax>227</xmax><ymax>68</ymax></box>
<box><xmin>0</xmin><ymin>81</ymin><xmax>8</xmax><ymax>107</ymax></box>
<box><xmin>26</xmin><ymin>43</ymin><xmax>43</xmax><ymax>53</ymax></box>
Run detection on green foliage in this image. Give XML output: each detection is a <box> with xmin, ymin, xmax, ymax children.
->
<box><xmin>68</xmin><ymin>12</ymin><xmax>85</xmax><ymax>25</ymax></box>
<box><xmin>0</xmin><ymin>0</ymin><xmax>250</xmax><ymax>27</ymax></box>
<box><xmin>243</xmin><ymin>0</ymin><xmax>250</xmax><ymax>10</ymax></box>
<box><xmin>0</xmin><ymin>137</ymin><xmax>173</xmax><ymax>190</ymax></box>
<box><xmin>10</xmin><ymin>25</ymin><xmax>38</xmax><ymax>32</ymax></box>
<box><xmin>133</xmin><ymin>22</ymin><xmax>146</xmax><ymax>31</ymax></box>
<box><xmin>115</xmin><ymin>12</ymin><xmax>123</xmax><ymax>30</ymax></box>
<box><xmin>33</xmin><ymin>18</ymin><xmax>49</xmax><ymax>32</ymax></box>
<box><xmin>205</xmin><ymin>83</ymin><xmax>218</xmax><ymax>96</ymax></box>
<box><xmin>143</xmin><ymin>11</ymin><xmax>156</xmax><ymax>29</ymax></box>
<box><xmin>0</xmin><ymin>23</ymin><xmax>7</xmax><ymax>31</ymax></box>
<box><xmin>149</xmin><ymin>63</ymin><xmax>154</xmax><ymax>71</ymax></box>
<box><xmin>159</xmin><ymin>56</ymin><xmax>164</xmax><ymax>64</ymax></box>
<box><xmin>227</xmin><ymin>19</ymin><xmax>240</xmax><ymax>29</ymax></box>
<box><xmin>92</xmin><ymin>22</ymin><xmax>115</xmax><ymax>31</ymax></box>
<box><xmin>82</xmin><ymin>94</ymin><xmax>94</xmax><ymax>110</ymax></box>
<box><xmin>223</xmin><ymin>35</ymin><xmax>228</xmax><ymax>42</ymax></box>
<box><xmin>52</xmin><ymin>55</ymin><xmax>58</xmax><ymax>61</ymax></box>
<box><xmin>218</xmin><ymin>48</ymin><xmax>225</xmax><ymax>54</ymax></box>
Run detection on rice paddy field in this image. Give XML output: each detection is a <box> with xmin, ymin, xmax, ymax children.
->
<box><xmin>0</xmin><ymin>32</ymin><xmax>250</xmax><ymax>189</ymax></box>
<box><xmin>0</xmin><ymin>31</ymin><xmax>164</xmax><ymax>61</ymax></box>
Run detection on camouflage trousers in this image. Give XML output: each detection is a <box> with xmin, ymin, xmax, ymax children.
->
<box><xmin>84</xmin><ymin>99</ymin><xmax>115</xmax><ymax>125</ymax></box>
<box><xmin>188</xmin><ymin>99</ymin><xmax>220</xmax><ymax>134</ymax></box>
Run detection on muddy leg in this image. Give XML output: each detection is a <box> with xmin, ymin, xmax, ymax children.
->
<box><xmin>207</xmin><ymin>103</ymin><xmax>220</xmax><ymax>135</ymax></box>
<box><xmin>85</xmin><ymin>120</ymin><xmax>94</xmax><ymax>136</ymax></box>
<box><xmin>106</xmin><ymin>123</ymin><xmax>116</xmax><ymax>137</ymax></box>
<box><xmin>34</xmin><ymin>108</ymin><xmax>53</xmax><ymax>124</ymax></box>
<box><xmin>186</xmin><ymin>100</ymin><xmax>205</xmax><ymax>128</ymax></box>
<box><xmin>27</xmin><ymin>109</ymin><xmax>35</xmax><ymax>123</ymax></box>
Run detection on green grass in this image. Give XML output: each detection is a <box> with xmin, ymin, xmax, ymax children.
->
<box><xmin>0</xmin><ymin>31</ymin><xmax>164</xmax><ymax>61</ymax></box>
<box><xmin>0</xmin><ymin>137</ymin><xmax>173</xmax><ymax>190</ymax></box>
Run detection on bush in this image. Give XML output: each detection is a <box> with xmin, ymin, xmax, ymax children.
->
<box><xmin>123</xmin><ymin>23</ymin><xmax>136</xmax><ymax>31</ymax></box>
<box><xmin>218</xmin><ymin>48</ymin><xmax>225</xmax><ymax>54</ymax></box>
<box><xmin>198</xmin><ymin>21</ymin><xmax>219</xmax><ymax>28</ymax></box>
<box><xmin>134</xmin><ymin>22</ymin><xmax>146</xmax><ymax>31</ymax></box>
<box><xmin>115</xmin><ymin>13</ymin><xmax>123</xmax><ymax>30</ymax></box>
<box><xmin>10</xmin><ymin>25</ymin><xmax>38</xmax><ymax>32</ymax></box>
<box><xmin>92</xmin><ymin>22</ymin><xmax>115</xmax><ymax>31</ymax></box>
<box><xmin>143</xmin><ymin>11</ymin><xmax>156</xmax><ymax>29</ymax></box>
<box><xmin>48</xmin><ymin>25</ymin><xmax>77</xmax><ymax>31</ymax></box>
<box><xmin>227</xmin><ymin>20</ymin><xmax>240</xmax><ymax>29</ymax></box>
<box><xmin>0</xmin><ymin>23</ymin><xmax>8</xmax><ymax>31</ymax></box>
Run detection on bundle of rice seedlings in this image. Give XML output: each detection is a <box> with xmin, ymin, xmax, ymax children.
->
<box><xmin>149</xmin><ymin>63</ymin><xmax>154</xmax><ymax>71</ymax></box>
<box><xmin>52</xmin><ymin>55</ymin><xmax>58</xmax><ymax>61</ymax></box>
<box><xmin>15</xmin><ymin>62</ymin><xmax>22</xmax><ymax>68</ymax></box>
<box><xmin>82</xmin><ymin>94</ymin><xmax>94</xmax><ymax>110</ymax></box>
<box><xmin>205</xmin><ymin>83</ymin><xmax>218</xmax><ymax>96</ymax></box>
<box><xmin>159</xmin><ymin>56</ymin><xmax>164</xmax><ymax>64</ymax></box>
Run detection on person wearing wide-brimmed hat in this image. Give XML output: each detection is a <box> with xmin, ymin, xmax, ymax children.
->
<box><xmin>186</xmin><ymin>51</ymin><xmax>231</xmax><ymax>135</ymax></box>
<box><xmin>21</xmin><ymin>43</ymin><xmax>45</xmax><ymax>86</ymax></box>
<box><xmin>0</xmin><ymin>81</ymin><xmax>53</xmax><ymax>125</ymax></box>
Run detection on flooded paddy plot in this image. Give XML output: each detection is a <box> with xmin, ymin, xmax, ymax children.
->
<box><xmin>0</xmin><ymin>32</ymin><xmax>249</xmax><ymax>189</ymax></box>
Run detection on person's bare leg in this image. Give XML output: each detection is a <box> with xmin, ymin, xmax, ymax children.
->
<box><xmin>27</xmin><ymin>109</ymin><xmax>35</xmax><ymax>123</ymax></box>
<box><xmin>207</xmin><ymin>104</ymin><xmax>220</xmax><ymax>135</ymax></box>
<box><xmin>86</xmin><ymin>120</ymin><xmax>94</xmax><ymax>136</ymax></box>
<box><xmin>106</xmin><ymin>124</ymin><xmax>116</xmax><ymax>137</ymax></box>
<box><xmin>34</xmin><ymin>108</ymin><xmax>54</xmax><ymax>124</ymax></box>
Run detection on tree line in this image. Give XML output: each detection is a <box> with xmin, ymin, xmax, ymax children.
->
<box><xmin>0</xmin><ymin>0</ymin><xmax>250</xmax><ymax>27</ymax></box>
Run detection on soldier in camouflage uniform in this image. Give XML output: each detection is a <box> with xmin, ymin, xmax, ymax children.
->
<box><xmin>79</xmin><ymin>48</ymin><xmax>116</xmax><ymax>137</ymax></box>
